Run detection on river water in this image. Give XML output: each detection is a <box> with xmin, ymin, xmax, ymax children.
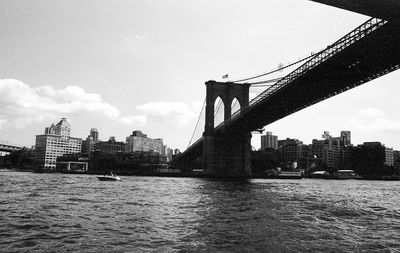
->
<box><xmin>1</xmin><ymin>171</ymin><xmax>400</xmax><ymax>252</ymax></box>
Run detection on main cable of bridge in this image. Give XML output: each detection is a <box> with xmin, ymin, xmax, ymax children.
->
<box><xmin>232</xmin><ymin>53</ymin><xmax>319</xmax><ymax>84</ymax></box>
<box><xmin>229</xmin><ymin>54</ymin><xmax>323</xmax><ymax>110</ymax></box>
<box><xmin>187</xmin><ymin>97</ymin><xmax>206</xmax><ymax>148</ymax></box>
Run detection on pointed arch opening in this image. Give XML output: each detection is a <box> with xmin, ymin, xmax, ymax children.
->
<box><xmin>231</xmin><ymin>97</ymin><xmax>241</xmax><ymax>116</ymax></box>
<box><xmin>214</xmin><ymin>96</ymin><xmax>225</xmax><ymax>127</ymax></box>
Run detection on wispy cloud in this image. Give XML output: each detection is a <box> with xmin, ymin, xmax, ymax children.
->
<box><xmin>0</xmin><ymin>116</ymin><xmax>7</xmax><ymax>130</ymax></box>
<box><xmin>0</xmin><ymin>78</ymin><xmax>146</xmax><ymax>128</ymax></box>
<box><xmin>350</xmin><ymin>107</ymin><xmax>400</xmax><ymax>134</ymax></box>
<box><xmin>117</xmin><ymin>116</ymin><xmax>146</xmax><ymax>125</ymax></box>
<box><xmin>358</xmin><ymin>107</ymin><xmax>385</xmax><ymax>118</ymax></box>
<box><xmin>137</xmin><ymin>101</ymin><xmax>202</xmax><ymax>126</ymax></box>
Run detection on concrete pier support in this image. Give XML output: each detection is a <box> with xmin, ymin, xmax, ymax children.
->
<box><xmin>202</xmin><ymin>80</ymin><xmax>252</xmax><ymax>177</ymax></box>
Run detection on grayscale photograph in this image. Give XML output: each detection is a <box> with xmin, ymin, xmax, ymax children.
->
<box><xmin>1</xmin><ymin>0</ymin><xmax>400</xmax><ymax>252</ymax></box>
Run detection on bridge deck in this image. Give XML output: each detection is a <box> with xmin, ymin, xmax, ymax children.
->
<box><xmin>0</xmin><ymin>143</ymin><xmax>22</xmax><ymax>152</ymax></box>
<box><xmin>310</xmin><ymin>0</ymin><xmax>400</xmax><ymax>21</ymax></box>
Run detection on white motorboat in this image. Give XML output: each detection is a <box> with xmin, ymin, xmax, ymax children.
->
<box><xmin>97</xmin><ymin>173</ymin><xmax>121</xmax><ymax>181</ymax></box>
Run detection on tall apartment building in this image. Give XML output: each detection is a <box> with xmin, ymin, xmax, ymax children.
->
<box><xmin>278</xmin><ymin>138</ymin><xmax>308</xmax><ymax>168</ymax></box>
<box><xmin>162</xmin><ymin>145</ymin><xmax>174</xmax><ymax>162</ymax></box>
<box><xmin>385</xmin><ymin>146</ymin><xmax>395</xmax><ymax>166</ymax></box>
<box><xmin>261</xmin><ymin>132</ymin><xmax>278</xmax><ymax>150</ymax></box>
<box><xmin>126</xmin><ymin>130</ymin><xmax>163</xmax><ymax>154</ymax></box>
<box><xmin>310</xmin><ymin>131</ymin><xmax>352</xmax><ymax>171</ymax></box>
<box><xmin>35</xmin><ymin>118</ymin><xmax>82</xmax><ymax>170</ymax></box>
<box><xmin>81</xmin><ymin>128</ymin><xmax>100</xmax><ymax>155</ymax></box>
<box><xmin>90</xmin><ymin>128</ymin><xmax>99</xmax><ymax>142</ymax></box>
<box><xmin>394</xmin><ymin>150</ymin><xmax>400</xmax><ymax>169</ymax></box>
<box><xmin>340</xmin><ymin>131</ymin><xmax>351</xmax><ymax>146</ymax></box>
<box><xmin>354</xmin><ymin>142</ymin><xmax>394</xmax><ymax>176</ymax></box>
<box><xmin>310</xmin><ymin>138</ymin><xmax>340</xmax><ymax>170</ymax></box>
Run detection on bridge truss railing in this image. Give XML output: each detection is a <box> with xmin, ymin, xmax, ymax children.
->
<box><xmin>215</xmin><ymin>17</ymin><xmax>386</xmax><ymax>131</ymax></box>
<box><xmin>0</xmin><ymin>143</ymin><xmax>22</xmax><ymax>152</ymax></box>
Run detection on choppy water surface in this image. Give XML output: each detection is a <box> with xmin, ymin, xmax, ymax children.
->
<box><xmin>1</xmin><ymin>172</ymin><xmax>400</xmax><ymax>252</ymax></box>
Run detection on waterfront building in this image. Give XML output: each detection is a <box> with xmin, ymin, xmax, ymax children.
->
<box><xmin>354</xmin><ymin>142</ymin><xmax>394</xmax><ymax>176</ymax></box>
<box><xmin>35</xmin><ymin>118</ymin><xmax>82</xmax><ymax>170</ymax></box>
<box><xmin>162</xmin><ymin>145</ymin><xmax>173</xmax><ymax>162</ymax></box>
<box><xmin>321</xmin><ymin>131</ymin><xmax>332</xmax><ymax>140</ymax></box>
<box><xmin>385</xmin><ymin>146</ymin><xmax>395</xmax><ymax>166</ymax></box>
<box><xmin>310</xmin><ymin>137</ymin><xmax>340</xmax><ymax>171</ymax></box>
<box><xmin>310</xmin><ymin>131</ymin><xmax>353</xmax><ymax>171</ymax></box>
<box><xmin>278</xmin><ymin>138</ymin><xmax>308</xmax><ymax>168</ymax></box>
<box><xmin>130</xmin><ymin>150</ymin><xmax>166</xmax><ymax>164</ymax></box>
<box><xmin>126</xmin><ymin>130</ymin><xmax>163</xmax><ymax>154</ymax></box>
<box><xmin>340</xmin><ymin>131</ymin><xmax>351</xmax><ymax>146</ymax></box>
<box><xmin>81</xmin><ymin>128</ymin><xmax>100</xmax><ymax>155</ymax></box>
<box><xmin>339</xmin><ymin>145</ymin><xmax>354</xmax><ymax>170</ymax></box>
<box><xmin>394</xmin><ymin>150</ymin><xmax>400</xmax><ymax>169</ymax></box>
<box><xmin>261</xmin><ymin>132</ymin><xmax>278</xmax><ymax>150</ymax></box>
<box><xmin>358</xmin><ymin>142</ymin><xmax>393</xmax><ymax>164</ymax></box>
<box><xmin>90</xmin><ymin>128</ymin><xmax>99</xmax><ymax>142</ymax></box>
<box><xmin>167</xmin><ymin>148</ymin><xmax>173</xmax><ymax>162</ymax></box>
<box><xmin>94</xmin><ymin>136</ymin><xmax>125</xmax><ymax>153</ymax></box>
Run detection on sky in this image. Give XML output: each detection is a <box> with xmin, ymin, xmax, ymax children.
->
<box><xmin>1</xmin><ymin>0</ymin><xmax>400</xmax><ymax>150</ymax></box>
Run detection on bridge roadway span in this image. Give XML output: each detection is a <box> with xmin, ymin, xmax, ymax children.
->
<box><xmin>0</xmin><ymin>143</ymin><xmax>22</xmax><ymax>152</ymax></box>
<box><xmin>310</xmin><ymin>0</ymin><xmax>400</xmax><ymax>21</ymax></box>
<box><xmin>179</xmin><ymin>17</ymin><xmax>400</xmax><ymax>162</ymax></box>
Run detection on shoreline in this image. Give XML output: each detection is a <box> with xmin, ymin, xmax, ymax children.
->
<box><xmin>2</xmin><ymin>168</ymin><xmax>400</xmax><ymax>181</ymax></box>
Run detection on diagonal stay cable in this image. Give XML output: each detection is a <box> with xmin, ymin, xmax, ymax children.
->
<box><xmin>187</xmin><ymin>97</ymin><xmax>206</xmax><ymax>148</ymax></box>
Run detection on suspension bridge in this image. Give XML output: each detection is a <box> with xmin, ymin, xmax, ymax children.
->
<box><xmin>0</xmin><ymin>141</ymin><xmax>22</xmax><ymax>153</ymax></box>
<box><xmin>174</xmin><ymin>0</ymin><xmax>400</xmax><ymax>177</ymax></box>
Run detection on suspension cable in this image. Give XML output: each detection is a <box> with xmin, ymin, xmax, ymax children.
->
<box><xmin>231</xmin><ymin>99</ymin><xmax>239</xmax><ymax>112</ymax></box>
<box><xmin>187</xmin><ymin>98</ymin><xmax>206</xmax><ymax>148</ymax></box>
<box><xmin>214</xmin><ymin>99</ymin><xmax>222</xmax><ymax>117</ymax></box>
<box><xmin>232</xmin><ymin>53</ymin><xmax>318</xmax><ymax>83</ymax></box>
<box><xmin>249</xmin><ymin>77</ymin><xmax>283</xmax><ymax>85</ymax></box>
<box><xmin>251</xmin><ymin>84</ymin><xmax>275</xmax><ymax>87</ymax></box>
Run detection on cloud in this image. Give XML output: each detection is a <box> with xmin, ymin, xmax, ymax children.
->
<box><xmin>0</xmin><ymin>116</ymin><xmax>8</xmax><ymax>130</ymax></box>
<box><xmin>358</xmin><ymin>107</ymin><xmax>385</xmax><ymax>118</ymax></box>
<box><xmin>0</xmin><ymin>78</ymin><xmax>146</xmax><ymax>128</ymax></box>
<box><xmin>137</xmin><ymin>101</ymin><xmax>200</xmax><ymax>126</ymax></box>
<box><xmin>350</xmin><ymin>107</ymin><xmax>400</xmax><ymax>134</ymax></box>
<box><xmin>117</xmin><ymin>116</ymin><xmax>147</xmax><ymax>125</ymax></box>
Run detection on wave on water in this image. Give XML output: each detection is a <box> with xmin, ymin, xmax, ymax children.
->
<box><xmin>1</xmin><ymin>172</ymin><xmax>400</xmax><ymax>252</ymax></box>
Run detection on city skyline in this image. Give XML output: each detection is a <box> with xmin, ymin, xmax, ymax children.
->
<box><xmin>1</xmin><ymin>1</ymin><xmax>400</xmax><ymax>150</ymax></box>
<box><xmin>25</xmin><ymin>116</ymin><xmax>400</xmax><ymax>152</ymax></box>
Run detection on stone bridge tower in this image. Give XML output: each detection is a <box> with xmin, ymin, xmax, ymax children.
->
<box><xmin>203</xmin><ymin>80</ymin><xmax>252</xmax><ymax>177</ymax></box>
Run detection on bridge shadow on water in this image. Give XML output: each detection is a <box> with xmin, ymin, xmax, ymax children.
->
<box><xmin>200</xmin><ymin>177</ymin><xmax>252</xmax><ymax>184</ymax></box>
<box><xmin>176</xmin><ymin>177</ymin><xmax>291</xmax><ymax>252</ymax></box>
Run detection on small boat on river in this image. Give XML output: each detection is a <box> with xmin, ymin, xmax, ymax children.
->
<box><xmin>265</xmin><ymin>168</ymin><xmax>303</xmax><ymax>179</ymax></box>
<box><xmin>97</xmin><ymin>172</ymin><xmax>121</xmax><ymax>181</ymax></box>
<box><xmin>333</xmin><ymin>170</ymin><xmax>362</xmax><ymax>179</ymax></box>
<box><xmin>276</xmin><ymin>170</ymin><xmax>303</xmax><ymax>179</ymax></box>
